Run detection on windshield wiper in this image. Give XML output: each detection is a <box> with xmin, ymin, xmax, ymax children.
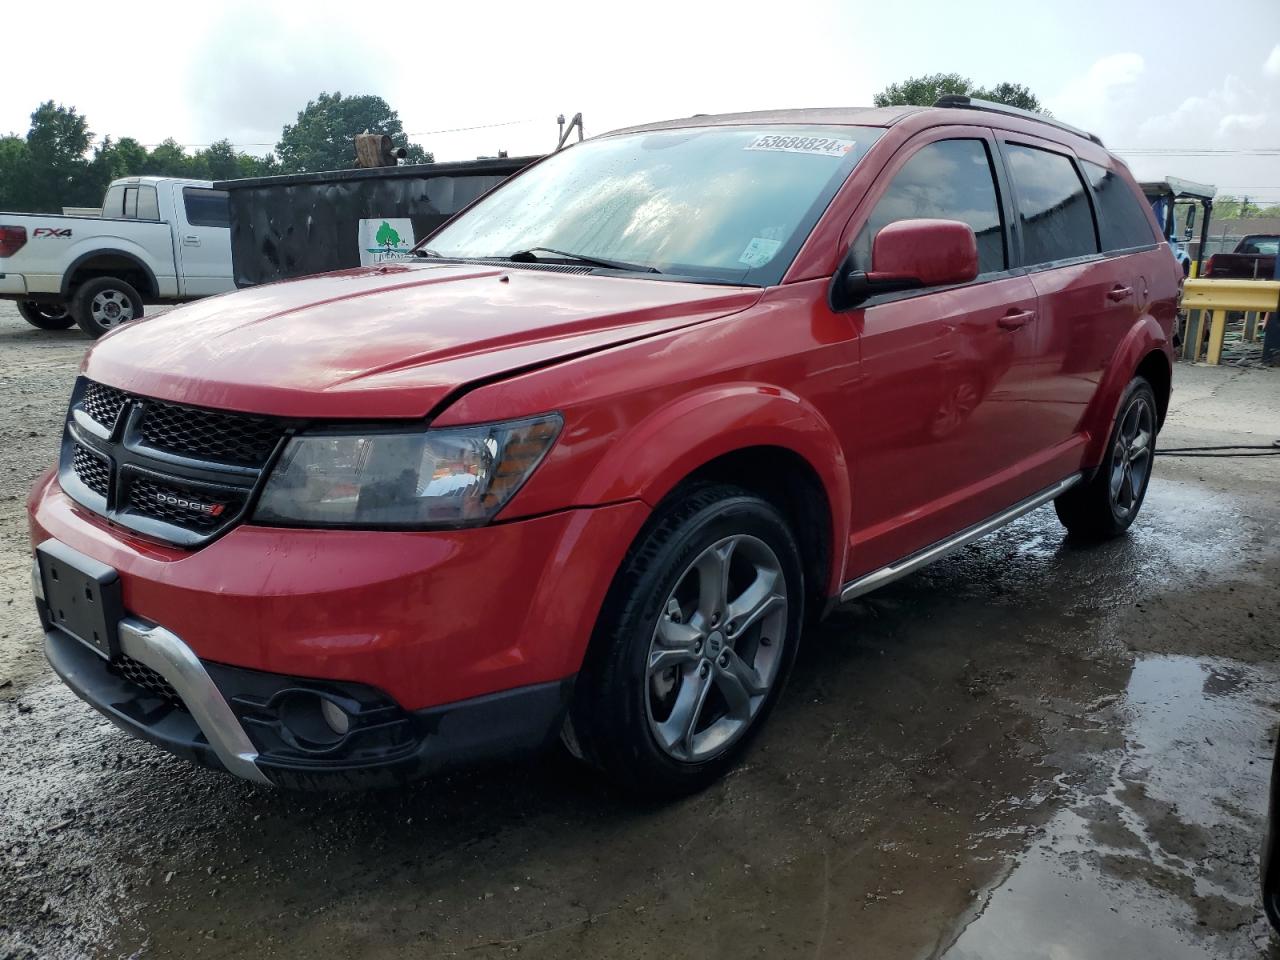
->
<box><xmin>506</xmin><ymin>247</ymin><xmax>661</xmax><ymax>274</ymax></box>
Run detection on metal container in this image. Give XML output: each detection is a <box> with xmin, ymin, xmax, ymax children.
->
<box><xmin>214</xmin><ymin>156</ymin><xmax>539</xmax><ymax>287</ymax></box>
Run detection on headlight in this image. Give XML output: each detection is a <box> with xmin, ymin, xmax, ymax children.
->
<box><xmin>253</xmin><ymin>414</ymin><xmax>562</xmax><ymax>528</ymax></box>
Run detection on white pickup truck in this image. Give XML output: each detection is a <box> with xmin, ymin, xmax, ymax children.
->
<box><xmin>0</xmin><ymin>176</ymin><xmax>234</xmax><ymax>337</ymax></box>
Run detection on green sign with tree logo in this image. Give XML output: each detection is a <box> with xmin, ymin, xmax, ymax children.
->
<box><xmin>358</xmin><ymin>217</ymin><xmax>415</xmax><ymax>265</ymax></box>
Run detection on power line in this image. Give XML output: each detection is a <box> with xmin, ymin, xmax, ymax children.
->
<box><xmin>1113</xmin><ymin>147</ymin><xmax>1280</xmax><ymax>156</ymax></box>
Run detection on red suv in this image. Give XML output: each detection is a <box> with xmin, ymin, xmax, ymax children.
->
<box><xmin>30</xmin><ymin>99</ymin><xmax>1178</xmax><ymax>795</ymax></box>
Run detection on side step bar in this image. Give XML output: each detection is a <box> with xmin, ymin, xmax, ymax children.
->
<box><xmin>839</xmin><ymin>475</ymin><xmax>1081</xmax><ymax>603</ymax></box>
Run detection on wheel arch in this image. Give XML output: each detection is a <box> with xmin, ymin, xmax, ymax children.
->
<box><xmin>573</xmin><ymin>384</ymin><xmax>851</xmax><ymax>601</ymax></box>
<box><xmin>677</xmin><ymin>445</ymin><xmax>835</xmax><ymax>619</ymax></box>
<box><xmin>1135</xmin><ymin>349</ymin><xmax>1172</xmax><ymax>428</ymax></box>
<box><xmin>1080</xmin><ymin>316</ymin><xmax>1173</xmax><ymax>467</ymax></box>
<box><xmin>61</xmin><ymin>249</ymin><xmax>159</xmax><ymax>300</ymax></box>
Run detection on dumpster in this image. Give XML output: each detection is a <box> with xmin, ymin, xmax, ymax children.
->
<box><xmin>214</xmin><ymin>156</ymin><xmax>539</xmax><ymax>287</ymax></box>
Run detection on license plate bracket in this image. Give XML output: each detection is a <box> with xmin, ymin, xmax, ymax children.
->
<box><xmin>36</xmin><ymin>540</ymin><xmax>123</xmax><ymax>660</ymax></box>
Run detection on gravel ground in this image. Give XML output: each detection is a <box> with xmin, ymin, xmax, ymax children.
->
<box><xmin>0</xmin><ymin>299</ymin><xmax>1277</xmax><ymax>960</ymax></box>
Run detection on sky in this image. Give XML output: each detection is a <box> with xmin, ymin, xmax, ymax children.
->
<box><xmin>3</xmin><ymin>0</ymin><xmax>1278</xmax><ymax>205</ymax></box>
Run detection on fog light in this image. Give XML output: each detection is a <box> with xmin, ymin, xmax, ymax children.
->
<box><xmin>320</xmin><ymin>698</ymin><xmax>350</xmax><ymax>736</ymax></box>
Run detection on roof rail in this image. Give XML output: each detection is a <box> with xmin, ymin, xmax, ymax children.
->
<box><xmin>934</xmin><ymin>95</ymin><xmax>1104</xmax><ymax>147</ymax></box>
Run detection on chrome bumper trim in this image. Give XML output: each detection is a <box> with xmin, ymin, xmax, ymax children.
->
<box><xmin>839</xmin><ymin>474</ymin><xmax>1081</xmax><ymax>603</ymax></box>
<box><xmin>118</xmin><ymin>618</ymin><xmax>271</xmax><ymax>785</ymax></box>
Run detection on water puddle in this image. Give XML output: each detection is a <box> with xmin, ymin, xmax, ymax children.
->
<box><xmin>941</xmin><ymin>655</ymin><xmax>1280</xmax><ymax>960</ymax></box>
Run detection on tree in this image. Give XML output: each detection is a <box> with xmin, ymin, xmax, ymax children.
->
<box><xmin>275</xmin><ymin>92</ymin><xmax>432</xmax><ymax>173</ymax></box>
<box><xmin>874</xmin><ymin>73</ymin><xmax>1047</xmax><ymax>114</ymax></box>
<box><xmin>0</xmin><ymin>135</ymin><xmax>31</xmax><ymax>211</ymax></box>
<box><xmin>89</xmin><ymin>136</ymin><xmax>149</xmax><ymax>196</ymax></box>
<box><xmin>22</xmin><ymin>101</ymin><xmax>95</xmax><ymax>210</ymax></box>
<box><xmin>1213</xmin><ymin>196</ymin><xmax>1280</xmax><ymax>220</ymax></box>
<box><xmin>141</xmin><ymin>138</ymin><xmax>193</xmax><ymax>178</ymax></box>
<box><xmin>974</xmin><ymin>82</ymin><xmax>1044</xmax><ymax>113</ymax></box>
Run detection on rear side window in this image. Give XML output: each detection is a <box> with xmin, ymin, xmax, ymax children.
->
<box><xmin>1004</xmin><ymin>144</ymin><xmax>1098</xmax><ymax>265</ymax></box>
<box><xmin>1239</xmin><ymin>237</ymin><xmax>1279</xmax><ymax>255</ymax></box>
<box><xmin>101</xmin><ymin>185</ymin><xmax>125</xmax><ymax>218</ymax></box>
<box><xmin>136</xmin><ymin>185</ymin><xmax>159</xmax><ymax>221</ymax></box>
<box><xmin>183</xmin><ymin>188</ymin><xmax>231</xmax><ymax>228</ymax></box>
<box><xmin>1082</xmin><ymin>161</ymin><xmax>1156</xmax><ymax>252</ymax></box>
<box><xmin>854</xmin><ymin>139</ymin><xmax>1006</xmax><ymax>274</ymax></box>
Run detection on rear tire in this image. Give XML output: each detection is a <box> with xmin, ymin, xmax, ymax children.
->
<box><xmin>1055</xmin><ymin>377</ymin><xmax>1157</xmax><ymax>540</ymax></box>
<box><xmin>71</xmin><ymin>277</ymin><xmax>144</xmax><ymax>338</ymax></box>
<box><xmin>16</xmin><ymin>300</ymin><xmax>74</xmax><ymax>331</ymax></box>
<box><xmin>568</xmin><ymin>484</ymin><xmax>804</xmax><ymax>799</ymax></box>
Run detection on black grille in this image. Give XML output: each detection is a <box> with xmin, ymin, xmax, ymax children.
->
<box><xmin>82</xmin><ymin>382</ymin><xmax>129</xmax><ymax>430</ymax></box>
<box><xmin>112</xmin><ymin>654</ymin><xmax>186</xmax><ymax>710</ymax></box>
<box><xmin>139</xmin><ymin>399</ymin><xmax>284</xmax><ymax>467</ymax></box>
<box><xmin>72</xmin><ymin>444</ymin><xmax>109</xmax><ymax>498</ymax></box>
<box><xmin>61</xmin><ymin>379</ymin><xmax>287</xmax><ymax>548</ymax></box>
<box><xmin>125</xmin><ymin>474</ymin><xmax>246</xmax><ymax>532</ymax></box>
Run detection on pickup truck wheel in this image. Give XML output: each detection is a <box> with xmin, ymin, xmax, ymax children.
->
<box><xmin>71</xmin><ymin>277</ymin><xmax>144</xmax><ymax>338</ymax></box>
<box><xmin>1055</xmin><ymin>377</ymin><xmax>1157</xmax><ymax>540</ymax></box>
<box><xmin>568</xmin><ymin>484</ymin><xmax>803</xmax><ymax>798</ymax></box>
<box><xmin>16</xmin><ymin>300</ymin><xmax>75</xmax><ymax>330</ymax></box>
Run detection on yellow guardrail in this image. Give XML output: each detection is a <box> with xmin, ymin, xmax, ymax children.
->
<box><xmin>1179</xmin><ymin>279</ymin><xmax>1280</xmax><ymax>365</ymax></box>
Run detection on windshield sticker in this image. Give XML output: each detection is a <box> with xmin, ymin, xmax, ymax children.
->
<box><xmin>739</xmin><ymin>237</ymin><xmax>783</xmax><ymax>268</ymax></box>
<box><xmin>745</xmin><ymin>135</ymin><xmax>857</xmax><ymax>158</ymax></box>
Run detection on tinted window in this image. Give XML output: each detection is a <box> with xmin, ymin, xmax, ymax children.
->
<box><xmin>853</xmin><ymin>139</ymin><xmax>1006</xmax><ymax>275</ymax></box>
<box><xmin>136</xmin><ymin>185</ymin><xmax>159</xmax><ymax>221</ymax></box>
<box><xmin>1239</xmin><ymin>237</ymin><xmax>1279</xmax><ymax>255</ymax></box>
<box><xmin>101</xmin><ymin>185</ymin><xmax>125</xmax><ymax>218</ymax></box>
<box><xmin>1082</xmin><ymin>161</ymin><xmax>1156</xmax><ymax>251</ymax></box>
<box><xmin>1004</xmin><ymin>144</ymin><xmax>1098</xmax><ymax>265</ymax></box>
<box><xmin>183</xmin><ymin>187</ymin><xmax>231</xmax><ymax>228</ymax></box>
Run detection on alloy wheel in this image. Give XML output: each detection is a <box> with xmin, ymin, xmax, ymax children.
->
<box><xmin>645</xmin><ymin>534</ymin><xmax>788</xmax><ymax>763</ymax></box>
<box><xmin>90</xmin><ymin>289</ymin><xmax>136</xmax><ymax>328</ymax></box>
<box><xmin>1109</xmin><ymin>394</ymin><xmax>1154</xmax><ymax>518</ymax></box>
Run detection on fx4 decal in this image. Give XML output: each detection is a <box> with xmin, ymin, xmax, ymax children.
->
<box><xmin>33</xmin><ymin>227</ymin><xmax>72</xmax><ymax>239</ymax></box>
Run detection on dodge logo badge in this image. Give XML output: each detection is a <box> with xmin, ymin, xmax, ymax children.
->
<box><xmin>155</xmin><ymin>492</ymin><xmax>225</xmax><ymax>517</ymax></box>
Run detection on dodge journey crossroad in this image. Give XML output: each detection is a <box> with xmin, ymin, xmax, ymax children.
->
<box><xmin>30</xmin><ymin>99</ymin><xmax>1179</xmax><ymax>795</ymax></box>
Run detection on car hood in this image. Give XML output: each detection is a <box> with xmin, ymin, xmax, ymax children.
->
<box><xmin>83</xmin><ymin>262</ymin><xmax>761</xmax><ymax>419</ymax></box>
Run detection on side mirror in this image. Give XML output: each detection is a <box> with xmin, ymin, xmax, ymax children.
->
<box><xmin>832</xmin><ymin>218</ymin><xmax>979</xmax><ymax>310</ymax></box>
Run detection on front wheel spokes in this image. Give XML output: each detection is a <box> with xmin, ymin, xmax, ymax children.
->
<box><xmin>725</xmin><ymin>566</ymin><xmax>784</xmax><ymax>640</ymax></box>
<box><xmin>694</xmin><ymin>539</ymin><xmax>735</xmax><ymax>625</ymax></box>
<box><xmin>714</xmin><ymin>647</ymin><xmax>767</xmax><ymax>720</ymax></box>
<box><xmin>655</xmin><ymin>667</ymin><xmax>713</xmax><ymax>756</ymax></box>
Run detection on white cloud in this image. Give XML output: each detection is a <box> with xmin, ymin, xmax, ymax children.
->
<box><xmin>1217</xmin><ymin>113</ymin><xmax>1267</xmax><ymax>136</ymax></box>
<box><xmin>1047</xmin><ymin>53</ymin><xmax>1145</xmax><ymax>131</ymax></box>
<box><xmin>1265</xmin><ymin>44</ymin><xmax>1280</xmax><ymax>77</ymax></box>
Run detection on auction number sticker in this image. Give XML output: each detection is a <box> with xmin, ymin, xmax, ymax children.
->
<box><xmin>745</xmin><ymin>135</ymin><xmax>856</xmax><ymax>157</ymax></box>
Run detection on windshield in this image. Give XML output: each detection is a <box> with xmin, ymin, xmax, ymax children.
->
<box><xmin>424</xmin><ymin>125</ymin><xmax>883</xmax><ymax>285</ymax></box>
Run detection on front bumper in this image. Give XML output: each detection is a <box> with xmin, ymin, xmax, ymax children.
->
<box><xmin>29</xmin><ymin>469</ymin><xmax>651</xmax><ymax>787</ymax></box>
<box><xmin>43</xmin><ymin>618</ymin><xmax>574</xmax><ymax>789</ymax></box>
<box><xmin>29</xmin><ymin>471</ymin><xmax>649</xmax><ymax>711</ymax></box>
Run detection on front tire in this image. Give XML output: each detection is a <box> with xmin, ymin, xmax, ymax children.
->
<box><xmin>1055</xmin><ymin>377</ymin><xmax>1158</xmax><ymax>539</ymax></box>
<box><xmin>16</xmin><ymin>300</ymin><xmax>75</xmax><ymax>330</ymax></box>
<box><xmin>71</xmin><ymin>277</ymin><xmax>144</xmax><ymax>338</ymax></box>
<box><xmin>569</xmin><ymin>484</ymin><xmax>804</xmax><ymax>798</ymax></box>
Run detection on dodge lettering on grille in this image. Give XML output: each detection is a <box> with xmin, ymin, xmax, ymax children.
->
<box><xmin>155</xmin><ymin>492</ymin><xmax>226</xmax><ymax>517</ymax></box>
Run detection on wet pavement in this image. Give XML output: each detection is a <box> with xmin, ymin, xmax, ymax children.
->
<box><xmin>0</xmin><ymin>304</ymin><xmax>1277</xmax><ymax>959</ymax></box>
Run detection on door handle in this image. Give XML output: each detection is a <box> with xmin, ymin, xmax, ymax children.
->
<box><xmin>183</xmin><ymin>235</ymin><xmax>201</xmax><ymax>246</ymax></box>
<box><xmin>1106</xmin><ymin>285</ymin><xmax>1133</xmax><ymax>302</ymax></box>
<box><xmin>997</xmin><ymin>308</ymin><xmax>1036</xmax><ymax>331</ymax></box>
